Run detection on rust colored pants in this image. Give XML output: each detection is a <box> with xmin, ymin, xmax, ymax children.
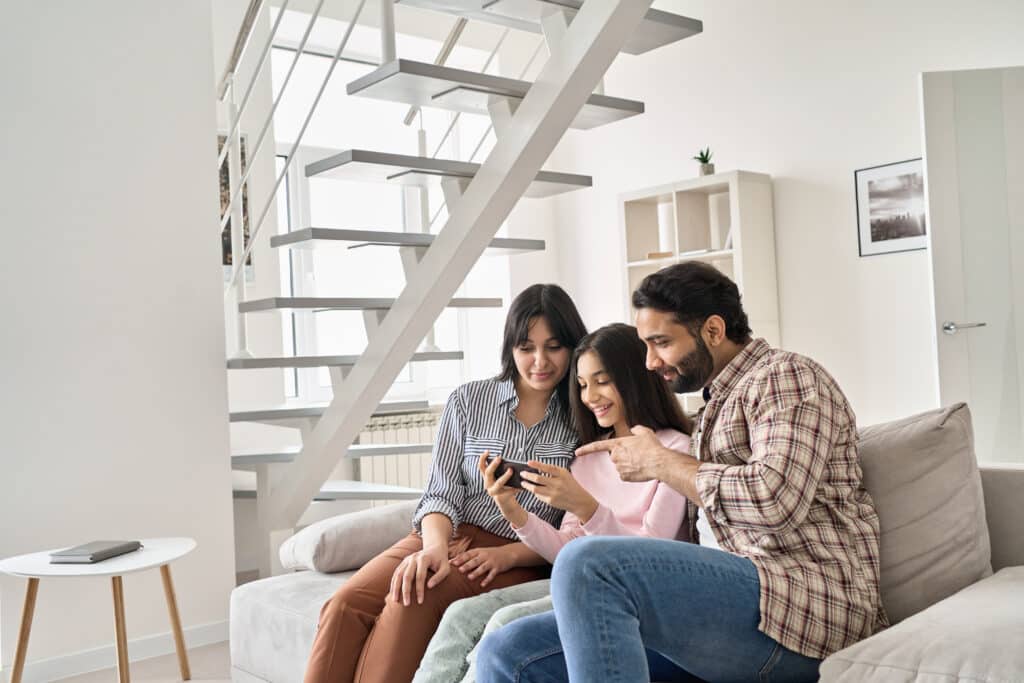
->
<box><xmin>303</xmin><ymin>525</ymin><xmax>547</xmax><ymax>683</ymax></box>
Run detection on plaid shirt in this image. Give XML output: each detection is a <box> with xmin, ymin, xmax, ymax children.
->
<box><xmin>687</xmin><ymin>339</ymin><xmax>888</xmax><ymax>659</ymax></box>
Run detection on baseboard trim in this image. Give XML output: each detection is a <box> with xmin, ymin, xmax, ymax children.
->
<box><xmin>4</xmin><ymin>620</ymin><xmax>228</xmax><ymax>683</ymax></box>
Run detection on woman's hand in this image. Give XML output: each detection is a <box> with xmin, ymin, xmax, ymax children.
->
<box><xmin>521</xmin><ymin>461</ymin><xmax>600</xmax><ymax>523</ymax></box>
<box><xmin>450</xmin><ymin>545</ymin><xmax>515</xmax><ymax>587</ymax></box>
<box><xmin>389</xmin><ymin>542</ymin><xmax>450</xmax><ymax>606</ymax></box>
<box><xmin>478</xmin><ymin>451</ymin><xmax>528</xmax><ymax>528</ymax></box>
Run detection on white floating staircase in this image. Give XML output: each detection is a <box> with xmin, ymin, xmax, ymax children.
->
<box><xmin>394</xmin><ymin>0</ymin><xmax>702</xmax><ymax>55</ymax></box>
<box><xmin>304</xmin><ymin>148</ymin><xmax>591</xmax><ymax>198</ymax></box>
<box><xmin>270</xmin><ymin>227</ymin><xmax>545</xmax><ymax>254</ymax></box>
<box><xmin>219</xmin><ymin>0</ymin><xmax>701</xmax><ymax>577</ymax></box>
<box><xmin>347</xmin><ymin>59</ymin><xmax>644</xmax><ymax>129</ymax></box>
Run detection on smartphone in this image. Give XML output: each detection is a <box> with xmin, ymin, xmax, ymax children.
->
<box><xmin>486</xmin><ymin>457</ymin><xmax>540</xmax><ymax>490</ymax></box>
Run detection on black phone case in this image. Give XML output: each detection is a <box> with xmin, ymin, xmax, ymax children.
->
<box><xmin>489</xmin><ymin>458</ymin><xmax>539</xmax><ymax>489</ymax></box>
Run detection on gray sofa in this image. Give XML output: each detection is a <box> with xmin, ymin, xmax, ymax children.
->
<box><xmin>230</xmin><ymin>404</ymin><xmax>1024</xmax><ymax>682</ymax></box>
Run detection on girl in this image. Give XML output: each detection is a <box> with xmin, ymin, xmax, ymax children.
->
<box><xmin>303</xmin><ymin>284</ymin><xmax>587</xmax><ymax>683</ymax></box>
<box><xmin>413</xmin><ymin>323</ymin><xmax>693</xmax><ymax>682</ymax></box>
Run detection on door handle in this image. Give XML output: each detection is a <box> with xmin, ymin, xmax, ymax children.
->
<box><xmin>942</xmin><ymin>321</ymin><xmax>987</xmax><ymax>335</ymax></box>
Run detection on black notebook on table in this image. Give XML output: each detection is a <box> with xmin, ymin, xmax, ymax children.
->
<box><xmin>50</xmin><ymin>540</ymin><xmax>143</xmax><ymax>564</ymax></box>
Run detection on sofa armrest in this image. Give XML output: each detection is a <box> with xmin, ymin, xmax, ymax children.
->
<box><xmin>980</xmin><ymin>464</ymin><xmax>1024</xmax><ymax>571</ymax></box>
<box><xmin>279</xmin><ymin>500</ymin><xmax>419</xmax><ymax>573</ymax></box>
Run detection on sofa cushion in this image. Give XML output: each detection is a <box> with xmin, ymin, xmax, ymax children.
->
<box><xmin>279</xmin><ymin>500</ymin><xmax>418</xmax><ymax>573</ymax></box>
<box><xmin>230</xmin><ymin>570</ymin><xmax>351</xmax><ymax>683</ymax></box>
<box><xmin>857</xmin><ymin>402</ymin><xmax>992</xmax><ymax>623</ymax></box>
<box><xmin>820</xmin><ymin>566</ymin><xmax>1024</xmax><ymax>682</ymax></box>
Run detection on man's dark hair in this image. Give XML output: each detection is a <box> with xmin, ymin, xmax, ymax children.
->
<box><xmin>498</xmin><ymin>283</ymin><xmax>588</xmax><ymax>411</ymax></box>
<box><xmin>569</xmin><ymin>323</ymin><xmax>693</xmax><ymax>445</ymax></box>
<box><xmin>632</xmin><ymin>262</ymin><xmax>752</xmax><ymax>344</ymax></box>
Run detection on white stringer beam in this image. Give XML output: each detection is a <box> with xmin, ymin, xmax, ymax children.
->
<box><xmin>266</xmin><ymin>0</ymin><xmax>654</xmax><ymax>530</ymax></box>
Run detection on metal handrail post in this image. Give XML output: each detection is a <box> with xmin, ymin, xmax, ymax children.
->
<box><xmin>380</xmin><ymin>0</ymin><xmax>396</xmax><ymax>63</ymax></box>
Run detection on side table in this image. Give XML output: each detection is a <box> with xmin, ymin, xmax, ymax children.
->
<box><xmin>0</xmin><ymin>537</ymin><xmax>196</xmax><ymax>683</ymax></box>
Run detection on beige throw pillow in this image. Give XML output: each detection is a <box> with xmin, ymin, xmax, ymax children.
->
<box><xmin>857</xmin><ymin>402</ymin><xmax>993</xmax><ymax>623</ymax></box>
<box><xmin>279</xmin><ymin>500</ymin><xmax>418</xmax><ymax>573</ymax></box>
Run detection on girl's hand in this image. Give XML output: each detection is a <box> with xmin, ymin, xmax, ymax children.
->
<box><xmin>521</xmin><ymin>462</ymin><xmax>600</xmax><ymax>523</ymax></box>
<box><xmin>478</xmin><ymin>451</ymin><xmax>528</xmax><ymax>528</ymax></box>
<box><xmin>389</xmin><ymin>542</ymin><xmax>450</xmax><ymax>606</ymax></box>
<box><xmin>450</xmin><ymin>545</ymin><xmax>514</xmax><ymax>587</ymax></box>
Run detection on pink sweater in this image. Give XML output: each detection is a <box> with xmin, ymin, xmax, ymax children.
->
<box><xmin>514</xmin><ymin>429</ymin><xmax>691</xmax><ymax>563</ymax></box>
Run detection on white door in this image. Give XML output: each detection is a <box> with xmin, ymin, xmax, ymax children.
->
<box><xmin>922</xmin><ymin>66</ymin><xmax>1024</xmax><ymax>463</ymax></box>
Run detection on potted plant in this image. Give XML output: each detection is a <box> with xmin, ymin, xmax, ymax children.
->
<box><xmin>693</xmin><ymin>147</ymin><xmax>714</xmax><ymax>176</ymax></box>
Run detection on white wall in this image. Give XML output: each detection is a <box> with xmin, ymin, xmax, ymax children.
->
<box><xmin>548</xmin><ymin>0</ymin><xmax>1024</xmax><ymax>426</ymax></box>
<box><xmin>0</xmin><ymin>3</ymin><xmax>236</xmax><ymax>680</ymax></box>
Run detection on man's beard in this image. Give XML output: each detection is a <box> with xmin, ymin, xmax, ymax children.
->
<box><xmin>668</xmin><ymin>334</ymin><xmax>714</xmax><ymax>394</ymax></box>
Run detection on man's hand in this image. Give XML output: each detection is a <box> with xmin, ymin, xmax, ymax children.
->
<box><xmin>389</xmin><ymin>543</ymin><xmax>450</xmax><ymax>606</ymax></box>
<box><xmin>576</xmin><ymin>426</ymin><xmax>702</xmax><ymax>501</ymax></box>
<box><xmin>575</xmin><ymin>425</ymin><xmax>675</xmax><ymax>481</ymax></box>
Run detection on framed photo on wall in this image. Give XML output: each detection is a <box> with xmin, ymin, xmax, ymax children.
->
<box><xmin>217</xmin><ymin>134</ymin><xmax>254</xmax><ymax>282</ymax></box>
<box><xmin>854</xmin><ymin>158</ymin><xmax>928</xmax><ymax>257</ymax></box>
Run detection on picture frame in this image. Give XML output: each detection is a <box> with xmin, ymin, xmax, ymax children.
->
<box><xmin>217</xmin><ymin>133</ymin><xmax>254</xmax><ymax>281</ymax></box>
<box><xmin>854</xmin><ymin>158</ymin><xmax>928</xmax><ymax>257</ymax></box>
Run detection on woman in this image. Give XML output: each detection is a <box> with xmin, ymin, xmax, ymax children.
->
<box><xmin>303</xmin><ymin>284</ymin><xmax>587</xmax><ymax>683</ymax></box>
<box><xmin>413</xmin><ymin>323</ymin><xmax>694</xmax><ymax>682</ymax></box>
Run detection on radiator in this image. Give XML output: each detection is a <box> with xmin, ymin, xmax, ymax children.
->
<box><xmin>356</xmin><ymin>410</ymin><xmax>439</xmax><ymax>506</ymax></box>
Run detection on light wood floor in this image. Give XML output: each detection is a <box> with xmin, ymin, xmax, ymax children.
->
<box><xmin>52</xmin><ymin>641</ymin><xmax>231</xmax><ymax>683</ymax></box>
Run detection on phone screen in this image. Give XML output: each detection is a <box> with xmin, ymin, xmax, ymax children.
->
<box><xmin>487</xmin><ymin>457</ymin><xmax>539</xmax><ymax>490</ymax></box>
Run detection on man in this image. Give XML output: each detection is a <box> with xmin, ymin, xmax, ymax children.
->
<box><xmin>476</xmin><ymin>262</ymin><xmax>887</xmax><ymax>682</ymax></box>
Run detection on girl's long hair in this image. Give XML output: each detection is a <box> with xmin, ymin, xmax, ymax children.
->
<box><xmin>497</xmin><ymin>284</ymin><xmax>588</xmax><ymax>412</ymax></box>
<box><xmin>569</xmin><ymin>323</ymin><xmax>693</xmax><ymax>445</ymax></box>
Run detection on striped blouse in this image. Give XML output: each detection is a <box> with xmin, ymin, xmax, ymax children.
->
<box><xmin>412</xmin><ymin>378</ymin><xmax>579</xmax><ymax>540</ymax></box>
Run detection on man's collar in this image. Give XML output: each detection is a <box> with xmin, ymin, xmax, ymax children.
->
<box><xmin>708</xmin><ymin>339</ymin><xmax>771</xmax><ymax>401</ymax></box>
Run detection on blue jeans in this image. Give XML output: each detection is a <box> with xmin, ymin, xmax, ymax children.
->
<box><xmin>475</xmin><ymin>537</ymin><xmax>821</xmax><ymax>682</ymax></box>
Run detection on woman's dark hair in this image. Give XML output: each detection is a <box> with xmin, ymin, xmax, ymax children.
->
<box><xmin>497</xmin><ymin>283</ymin><xmax>588</xmax><ymax>410</ymax></box>
<box><xmin>569</xmin><ymin>323</ymin><xmax>693</xmax><ymax>444</ymax></box>
<box><xmin>632</xmin><ymin>262</ymin><xmax>752</xmax><ymax>344</ymax></box>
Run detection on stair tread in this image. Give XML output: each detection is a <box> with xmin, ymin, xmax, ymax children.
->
<box><xmin>231</xmin><ymin>442</ymin><xmax>434</xmax><ymax>465</ymax></box>
<box><xmin>304</xmin><ymin>149</ymin><xmax>591</xmax><ymax>199</ymax></box>
<box><xmin>394</xmin><ymin>0</ymin><xmax>702</xmax><ymax>55</ymax></box>
<box><xmin>229</xmin><ymin>400</ymin><xmax>429</xmax><ymax>422</ymax></box>
<box><xmin>227</xmin><ymin>351</ymin><xmax>463</xmax><ymax>369</ymax></box>
<box><xmin>239</xmin><ymin>296</ymin><xmax>502</xmax><ymax>313</ymax></box>
<box><xmin>347</xmin><ymin>59</ymin><xmax>642</xmax><ymax>130</ymax></box>
<box><xmin>233</xmin><ymin>478</ymin><xmax>422</xmax><ymax>501</ymax></box>
<box><xmin>271</xmin><ymin>228</ymin><xmax>544</xmax><ymax>254</ymax></box>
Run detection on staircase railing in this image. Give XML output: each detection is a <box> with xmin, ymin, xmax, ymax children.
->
<box><xmin>266</xmin><ymin>0</ymin><xmax>655</xmax><ymax>548</ymax></box>
<box><xmin>216</xmin><ymin>0</ymin><xmax>658</xmax><ymax>577</ymax></box>
<box><xmin>217</xmin><ymin>1</ymin><xmax>472</xmax><ymax>356</ymax></box>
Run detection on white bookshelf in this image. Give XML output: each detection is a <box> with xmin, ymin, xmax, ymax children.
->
<box><xmin>619</xmin><ymin>171</ymin><xmax>781</xmax><ymax>413</ymax></box>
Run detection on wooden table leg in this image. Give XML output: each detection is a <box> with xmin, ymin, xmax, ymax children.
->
<box><xmin>160</xmin><ymin>564</ymin><xmax>191</xmax><ymax>680</ymax></box>
<box><xmin>111</xmin><ymin>576</ymin><xmax>130</xmax><ymax>683</ymax></box>
<box><xmin>10</xmin><ymin>577</ymin><xmax>39</xmax><ymax>683</ymax></box>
